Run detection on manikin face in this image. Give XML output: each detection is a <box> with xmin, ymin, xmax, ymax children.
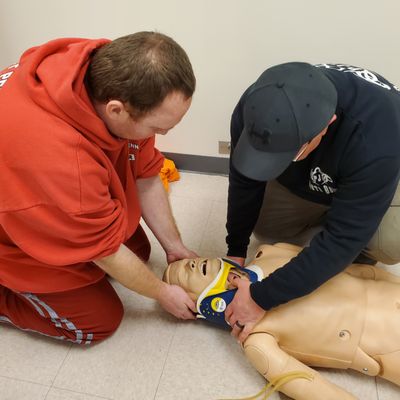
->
<box><xmin>163</xmin><ymin>258</ymin><xmax>249</xmax><ymax>301</ymax></box>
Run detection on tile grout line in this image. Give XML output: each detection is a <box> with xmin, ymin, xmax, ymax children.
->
<box><xmin>375</xmin><ymin>377</ymin><xmax>380</xmax><ymax>400</ymax></box>
<box><xmin>46</xmin><ymin>386</ymin><xmax>112</xmax><ymax>400</ymax></box>
<box><xmin>0</xmin><ymin>373</ymin><xmax>51</xmax><ymax>399</ymax></box>
<box><xmin>43</xmin><ymin>385</ymin><xmax>52</xmax><ymax>400</ymax></box>
<box><xmin>0</xmin><ymin>374</ymin><xmax>51</xmax><ymax>388</ymax></box>
<box><xmin>44</xmin><ymin>343</ymin><xmax>73</xmax><ymax>398</ymax></box>
<box><xmin>198</xmin><ymin>199</ymin><xmax>217</xmax><ymax>251</ymax></box>
<box><xmin>152</xmin><ymin>322</ymin><xmax>179</xmax><ymax>400</ymax></box>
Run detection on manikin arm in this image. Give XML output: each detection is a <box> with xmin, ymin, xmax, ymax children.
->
<box><xmin>243</xmin><ymin>333</ymin><xmax>357</xmax><ymax>400</ymax></box>
<box><xmin>344</xmin><ymin>264</ymin><xmax>400</xmax><ymax>283</ymax></box>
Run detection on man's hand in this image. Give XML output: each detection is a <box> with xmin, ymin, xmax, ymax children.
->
<box><xmin>166</xmin><ymin>245</ymin><xmax>198</xmax><ymax>264</ymax></box>
<box><xmin>157</xmin><ymin>282</ymin><xmax>197</xmax><ymax>320</ymax></box>
<box><xmin>226</xmin><ymin>256</ymin><xmax>245</xmax><ymax>266</ymax></box>
<box><xmin>225</xmin><ymin>278</ymin><xmax>265</xmax><ymax>343</ymax></box>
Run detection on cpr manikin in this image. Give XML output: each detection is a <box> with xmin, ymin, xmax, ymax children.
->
<box><xmin>163</xmin><ymin>243</ymin><xmax>400</xmax><ymax>400</ymax></box>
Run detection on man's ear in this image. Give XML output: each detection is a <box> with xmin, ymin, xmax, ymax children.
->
<box><xmin>320</xmin><ymin>114</ymin><xmax>337</xmax><ymax>138</ymax></box>
<box><xmin>104</xmin><ymin>100</ymin><xmax>129</xmax><ymax>121</ymax></box>
<box><xmin>329</xmin><ymin>114</ymin><xmax>337</xmax><ymax>125</ymax></box>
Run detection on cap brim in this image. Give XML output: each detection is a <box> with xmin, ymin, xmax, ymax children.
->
<box><xmin>232</xmin><ymin>128</ymin><xmax>297</xmax><ymax>181</ymax></box>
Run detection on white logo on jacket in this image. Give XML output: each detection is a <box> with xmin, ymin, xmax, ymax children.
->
<box><xmin>128</xmin><ymin>142</ymin><xmax>139</xmax><ymax>161</ymax></box>
<box><xmin>0</xmin><ymin>63</ymin><xmax>19</xmax><ymax>88</ymax></box>
<box><xmin>315</xmin><ymin>63</ymin><xmax>397</xmax><ymax>91</ymax></box>
<box><xmin>309</xmin><ymin>167</ymin><xmax>336</xmax><ymax>194</ymax></box>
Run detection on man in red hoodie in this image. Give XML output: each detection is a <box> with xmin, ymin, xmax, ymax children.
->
<box><xmin>0</xmin><ymin>32</ymin><xmax>197</xmax><ymax>344</ymax></box>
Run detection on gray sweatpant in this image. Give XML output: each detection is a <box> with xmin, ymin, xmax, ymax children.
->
<box><xmin>253</xmin><ymin>180</ymin><xmax>400</xmax><ymax>265</ymax></box>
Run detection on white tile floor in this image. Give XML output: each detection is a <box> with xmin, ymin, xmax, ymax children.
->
<box><xmin>1</xmin><ymin>171</ymin><xmax>400</xmax><ymax>400</ymax></box>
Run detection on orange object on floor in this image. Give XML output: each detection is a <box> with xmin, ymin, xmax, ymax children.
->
<box><xmin>159</xmin><ymin>158</ymin><xmax>180</xmax><ymax>192</ymax></box>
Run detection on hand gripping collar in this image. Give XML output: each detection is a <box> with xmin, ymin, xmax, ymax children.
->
<box><xmin>196</xmin><ymin>258</ymin><xmax>263</xmax><ymax>328</ymax></box>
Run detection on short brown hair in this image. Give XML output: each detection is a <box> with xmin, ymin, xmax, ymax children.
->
<box><xmin>86</xmin><ymin>31</ymin><xmax>195</xmax><ymax>118</ymax></box>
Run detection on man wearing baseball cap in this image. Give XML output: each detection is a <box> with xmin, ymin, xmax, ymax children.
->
<box><xmin>224</xmin><ymin>62</ymin><xmax>400</xmax><ymax>342</ymax></box>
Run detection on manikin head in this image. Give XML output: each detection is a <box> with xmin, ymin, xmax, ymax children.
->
<box><xmin>164</xmin><ymin>243</ymin><xmax>304</xmax><ymax>302</ymax></box>
<box><xmin>163</xmin><ymin>258</ymin><xmax>249</xmax><ymax>299</ymax></box>
<box><xmin>164</xmin><ymin>258</ymin><xmax>262</xmax><ymax>326</ymax></box>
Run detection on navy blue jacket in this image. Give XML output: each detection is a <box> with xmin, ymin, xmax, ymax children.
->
<box><xmin>227</xmin><ymin>64</ymin><xmax>400</xmax><ymax>310</ymax></box>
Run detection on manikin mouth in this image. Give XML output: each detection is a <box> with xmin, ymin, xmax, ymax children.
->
<box><xmin>200</xmin><ymin>260</ymin><xmax>207</xmax><ymax>276</ymax></box>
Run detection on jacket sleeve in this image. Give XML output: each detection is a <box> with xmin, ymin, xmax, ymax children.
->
<box><xmin>226</xmin><ymin>94</ymin><xmax>266</xmax><ymax>258</ymax></box>
<box><xmin>250</xmin><ymin>156</ymin><xmax>400</xmax><ymax>310</ymax></box>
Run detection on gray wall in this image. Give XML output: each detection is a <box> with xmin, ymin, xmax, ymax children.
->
<box><xmin>1</xmin><ymin>0</ymin><xmax>399</xmax><ymax>158</ymax></box>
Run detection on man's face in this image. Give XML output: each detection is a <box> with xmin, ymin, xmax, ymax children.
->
<box><xmin>164</xmin><ymin>258</ymin><xmax>223</xmax><ymax>298</ymax></box>
<box><xmin>99</xmin><ymin>91</ymin><xmax>192</xmax><ymax>141</ymax></box>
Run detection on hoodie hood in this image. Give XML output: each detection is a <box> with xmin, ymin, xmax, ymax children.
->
<box><xmin>19</xmin><ymin>37</ymin><xmax>121</xmax><ymax>151</ymax></box>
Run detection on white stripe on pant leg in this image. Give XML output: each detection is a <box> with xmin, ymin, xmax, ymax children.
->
<box><xmin>85</xmin><ymin>333</ymin><xmax>93</xmax><ymax>345</ymax></box>
<box><xmin>25</xmin><ymin>294</ymin><xmax>85</xmax><ymax>344</ymax></box>
<box><xmin>0</xmin><ymin>315</ymin><xmax>12</xmax><ymax>323</ymax></box>
<box><xmin>20</xmin><ymin>293</ymin><xmax>46</xmax><ymax>317</ymax></box>
<box><xmin>20</xmin><ymin>293</ymin><xmax>93</xmax><ymax>344</ymax></box>
<box><xmin>61</xmin><ymin>318</ymin><xmax>83</xmax><ymax>343</ymax></box>
<box><xmin>0</xmin><ymin>314</ymin><xmax>66</xmax><ymax>341</ymax></box>
<box><xmin>22</xmin><ymin>293</ymin><xmax>62</xmax><ymax>327</ymax></box>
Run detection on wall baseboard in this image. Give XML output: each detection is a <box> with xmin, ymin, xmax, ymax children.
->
<box><xmin>163</xmin><ymin>152</ymin><xmax>229</xmax><ymax>176</ymax></box>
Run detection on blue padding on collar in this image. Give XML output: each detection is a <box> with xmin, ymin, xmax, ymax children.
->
<box><xmin>197</xmin><ymin>258</ymin><xmax>261</xmax><ymax>328</ymax></box>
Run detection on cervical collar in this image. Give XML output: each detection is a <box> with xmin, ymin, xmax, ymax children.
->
<box><xmin>196</xmin><ymin>258</ymin><xmax>263</xmax><ymax>327</ymax></box>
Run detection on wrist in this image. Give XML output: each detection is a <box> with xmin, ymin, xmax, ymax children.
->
<box><xmin>163</xmin><ymin>239</ymin><xmax>186</xmax><ymax>256</ymax></box>
<box><xmin>154</xmin><ymin>281</ymin><xmax>169</xmax><ymax>301</ymax></box>
<box><xmin>227</xmin><ymin>256</ymin><xmax>246</xmax><ymax>266</ymax></box>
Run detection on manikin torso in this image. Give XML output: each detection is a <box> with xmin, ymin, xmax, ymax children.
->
<box><xmin>248</xmin><ymin>243</ymin><xmax>400</xmax><ymax>373</ymax></box>
<box><xmin>164</xmin><ymin>242</ymin><xmax>400</xmax><ymax>400</ymax></box>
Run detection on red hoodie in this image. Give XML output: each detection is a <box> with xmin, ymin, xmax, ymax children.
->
<box><xmin>0</xmin><ymin>38</ymin><xmax>164</xmax><ymax>293</ymax></box>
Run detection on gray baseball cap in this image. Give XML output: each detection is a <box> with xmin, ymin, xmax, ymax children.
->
<box><xmin>232</xmin><ymin>62</ymin><xmax>337</xmax><ymax>181</ymax></box>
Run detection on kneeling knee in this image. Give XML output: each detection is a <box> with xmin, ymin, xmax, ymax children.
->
<box><xmin>90</xmin><ymin>295</ymin><xmax>124</xmax><ymax>343</ymax></box>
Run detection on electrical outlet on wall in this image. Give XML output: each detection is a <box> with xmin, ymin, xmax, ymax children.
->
<box><xmin>218</xmin><ymin>141</ymin><xmax>231</xmax><ymax>155</ymax></box>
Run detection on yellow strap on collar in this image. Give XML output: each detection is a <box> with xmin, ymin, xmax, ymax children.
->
<box><xmin>218</xmin><ymin>371</ymin><xmax>314</xmax><ymax>400</ymax></box>
<box><xmin>204</xmin><ymin>260</ymin><xmax>233</xmax><ymax>298</ymax></box>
